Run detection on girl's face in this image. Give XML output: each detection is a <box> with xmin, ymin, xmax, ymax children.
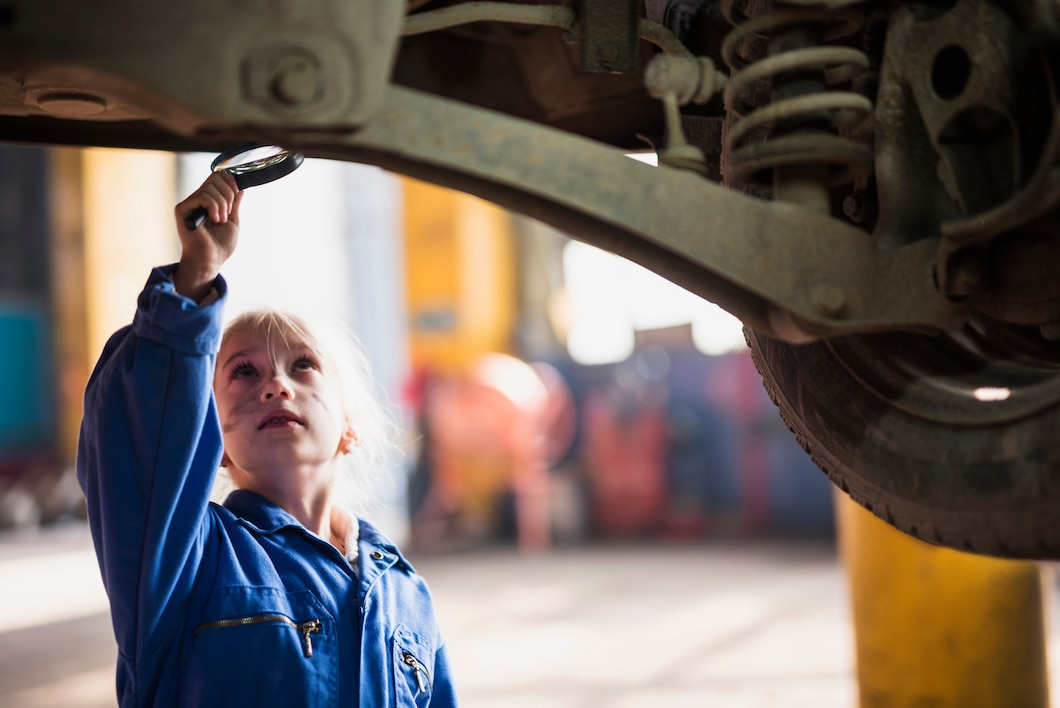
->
<box><xmin>213</xmin><ymin>325</ymin><xmax>356</xmax><ymax>486</ymax></box>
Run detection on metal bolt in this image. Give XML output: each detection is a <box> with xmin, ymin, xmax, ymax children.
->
<box><xmin>811</xmin><ymin>282</ymin><xmax>847</xmax><ymax>318</ymax></box>
<box><xmin>947</xmin><ymin>252</ymin><xmax>985</xmax><ymax>298</ymax></box>
<box><xmin>268</xmin><ymin>50</ymin><xmax>321</xmax><ymax>107</ymax></box>
<box><xmin>843</xmin><ymin>192</ymin><xmax>866</xmax><ymax>223</ymax></box>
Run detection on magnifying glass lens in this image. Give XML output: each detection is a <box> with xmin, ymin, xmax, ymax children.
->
<box><xmin>213</xmin><ymin>145</ymin><xmax>289</xmax><ymax>173</ymax></box>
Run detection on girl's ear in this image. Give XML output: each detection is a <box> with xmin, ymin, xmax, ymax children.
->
<box><xmin>340</xmin><ymin>427</ymin><xmax>360</xmax><ymax>455</ymax></box>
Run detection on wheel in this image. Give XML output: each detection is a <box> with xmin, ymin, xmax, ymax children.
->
<box><xmin>745</xmin><ymin>317</ymin><xmax>1060</xmax><ymax>559</ymax></box>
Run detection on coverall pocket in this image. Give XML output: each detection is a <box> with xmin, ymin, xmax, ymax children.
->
<box><xmin>391</xmin><ymin>624</ymin><xmax>434</xmax><ymax>708</ymax></box>
<box><xmin>180</xmin><ymin>587</ymin><xmax>337</xmax><ymax>708</ymax></box>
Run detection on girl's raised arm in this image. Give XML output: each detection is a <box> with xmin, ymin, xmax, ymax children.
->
<box><xmin>172</xmin><ymin>171</ymin><xmax>242</xmax><ymax>302</ymax></box>
<box><xmin>77</xmin><ymin>173</ymin><xmax>240</xmax><ymax>668</ymax></box>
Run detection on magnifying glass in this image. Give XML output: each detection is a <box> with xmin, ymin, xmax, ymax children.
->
<box><xmin>182</xmin><ymin>143</ymin><xmax>304</xmax><ymax>231</ymax></box>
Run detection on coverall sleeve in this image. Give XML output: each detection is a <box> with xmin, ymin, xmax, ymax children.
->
<box><xmin>77</xmin><ymin>265</ymin><xmax>227</xmax><ymax>663</ymax></box>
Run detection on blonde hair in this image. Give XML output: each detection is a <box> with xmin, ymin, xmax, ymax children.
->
<box><xmin>214</xmin><ymin>309</ymin><xmax>398</xmax><ymax>515</ymax></box>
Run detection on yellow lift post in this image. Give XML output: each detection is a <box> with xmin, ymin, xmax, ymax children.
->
<box><xmin>837</xmin><ymin>493</ymin><xmax>1050</xmax><ymax>707</ymax></box>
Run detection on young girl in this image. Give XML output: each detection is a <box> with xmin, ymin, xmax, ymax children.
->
<box><xmin>77</xmin><ymin>172</ymin><xmax>457</xmax><ymax>707</ymax></box>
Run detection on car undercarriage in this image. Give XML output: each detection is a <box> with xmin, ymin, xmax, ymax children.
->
<box><xmin>3</xmin><ymin>0</ymin><xmax>1060</xmax><ymax>557</ymax></box>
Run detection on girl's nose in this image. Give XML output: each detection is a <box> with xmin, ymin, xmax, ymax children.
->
<box><xmin>261</xmin><ymin>377</ymin><xmax>293</xmax><ymax>401</ymax></box>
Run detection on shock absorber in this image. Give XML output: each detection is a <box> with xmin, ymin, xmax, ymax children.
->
<box><xmin>720</xmin><ymin>0</ymin><xmax>874</xmax><ymax>212</ymax></box>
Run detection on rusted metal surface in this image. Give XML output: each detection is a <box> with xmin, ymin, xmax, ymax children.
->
<box><xmin>0</xmin><ymin>0</ymin><xmax>1057</xmax><ymax>343</ymax></box>
<box><xmin>579</xmin><ymin>0</ymin><xmax>641</xmax><ymax>73</ymax></box>
<box><xmin>873</xmin><ymin>0</ymin><xmax>1060</xmax><ymax>329</ymax></box>
<box><xmin>0</xmin><ymin>0</ymin><xmax>405</xmax><ymax>132</ymax></box>
<box><xmin>720</xmin><ymin>1</ymin><xmax>873</xmax><ymax>200</ymax></box>
<box><xmin>300</xmin><ymin>85</ymin><xmax>965</xmax><ymax>338</ymax></box>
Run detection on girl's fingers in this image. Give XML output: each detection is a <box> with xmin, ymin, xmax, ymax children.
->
<box><xmin>229</xmin><ymin>189</ymin><xmax>245</xmax><ymax>224</ymax></box>
<box><xmin>207</xmin><ymin>172</ymin><xmax>238</xmax><ymax>201</ymax></box>
<box><xmin>198</xmin><ymin>185</ymin><xmax>228</xmax><ymax>223</ymax></box>
<box><xmin>197</xmin><ymin>175</ymin><xmax>241</xmax><ymax>224</ymax></box>
<box><xmin>206</xmin><ymin>173</ymin><xmax>240</xmax><ymax>222</ymax></box>
<box><xmin>175</xmin><ymin>172</ymin><xmax>242</xmax><ymax>232</ymax></box>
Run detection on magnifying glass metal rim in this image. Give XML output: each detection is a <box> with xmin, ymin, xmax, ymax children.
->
<box><xmin>183</xmin><ymin>143</ymin><xmax>304</xmax><ymax>230</ymax></box>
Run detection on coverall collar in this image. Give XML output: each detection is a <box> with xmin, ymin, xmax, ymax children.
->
<box><xmin>222</xmin><ymin>489</ymin><xmax>416</xmax><ymax>573</ymax></box>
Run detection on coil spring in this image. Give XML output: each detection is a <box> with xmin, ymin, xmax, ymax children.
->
<box><xmin>719</xmin><ymin>0</ymin><xmax>874</xmax><ymax>190</ymax></box>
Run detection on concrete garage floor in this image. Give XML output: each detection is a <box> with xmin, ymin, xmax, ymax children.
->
<box><xmin>0</xmin><ymin>524</ymin><xmax>1056</xmax><ymax>707</ymax></box>
<box><xmin>429</xmin><ymin>540</ymin><xmax>855</xmax><ymax>708</ymax></box>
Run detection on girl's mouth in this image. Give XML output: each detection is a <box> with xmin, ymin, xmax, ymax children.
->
<box><xmin>257</xmin><ymin>411</ymin><xmax>304</xmax><ymax>430</ymax></box>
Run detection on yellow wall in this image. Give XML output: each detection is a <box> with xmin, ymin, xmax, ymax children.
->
<box><xmin>49</xmin><ymin>148</ymin><xmax>176</xmax><ymax>461</ymax></box>
<box><xmin>402</xmin><ymin>178</ymin><xmax>518</xmax><ymax>373</ymax></box>
<box><xmin>82</xmin><ymin>149</ymin><xmax>178</xmax><ymax>360</ymax></box>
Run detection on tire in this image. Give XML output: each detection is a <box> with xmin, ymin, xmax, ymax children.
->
<box><xmin>745</xmin><ymin>317</ymin><xmax>1060</xmax><ymax>559</ymax></box>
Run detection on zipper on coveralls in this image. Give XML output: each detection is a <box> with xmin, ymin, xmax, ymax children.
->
<box><xmin>194</xmin><ymin>615</ymin><xmax>322</xmax><ymax>657</ymax></box>
<box><xmin>401</xmin><ymin>651</ymin><xmax>432</xmax><ymax>694</ymax></box>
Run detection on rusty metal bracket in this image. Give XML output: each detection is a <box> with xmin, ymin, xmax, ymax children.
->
<box><xmin>0</xmin><ymin>0</ymin><xmax>404</xmax><ymax>132</ymax></box>
<box><xmin>0</xmin><ymin>0</ymin><xmax>983</xmax><ymax>341</ymax></box>
<box><xmin>298</xmin><ymin>85</ymin><xmax>966</xmax><ymax>340</ymax></box>
<box><xmin>578</xmin><ymin>0</ymin><xmax>641</xmax><ymax>73</ymax></box>
<box><xmin>873</xmin><ymin>0</ymin><xmax>1060</xmax><ymax>325</ymax></box>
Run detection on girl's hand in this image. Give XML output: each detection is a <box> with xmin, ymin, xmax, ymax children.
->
<box><xmin>172</xmin><ymin>172</ymin><xmax>243</xmax><ymax>301</ymax></box>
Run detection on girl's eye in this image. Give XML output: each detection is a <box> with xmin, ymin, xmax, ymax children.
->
<box><xmin>229</xmin><ymin>360</ymin><xmax>258</xmax><ymax>380</ymax></box>
<box><xmin>293</xmin><ymin>356</ymin><xmax>317</xmax><ymax>372</ymax></box>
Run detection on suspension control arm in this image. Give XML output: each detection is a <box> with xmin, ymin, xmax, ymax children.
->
<box><xmin>299</xmin><ymin>86</ymin><xmax>966</xmax><ymax>340</ymax></box>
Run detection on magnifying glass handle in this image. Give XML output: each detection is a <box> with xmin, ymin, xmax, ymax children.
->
<box><xmin>183</xmin><ymin>206</ymin><xmax>208</xmax><ymax>231</ymax></box>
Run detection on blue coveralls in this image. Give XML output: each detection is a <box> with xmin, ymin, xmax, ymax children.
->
<box><xmin>77</xmin><ymin>266</ymin><xmax>457</xmax><ymax>707</ymax></box>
